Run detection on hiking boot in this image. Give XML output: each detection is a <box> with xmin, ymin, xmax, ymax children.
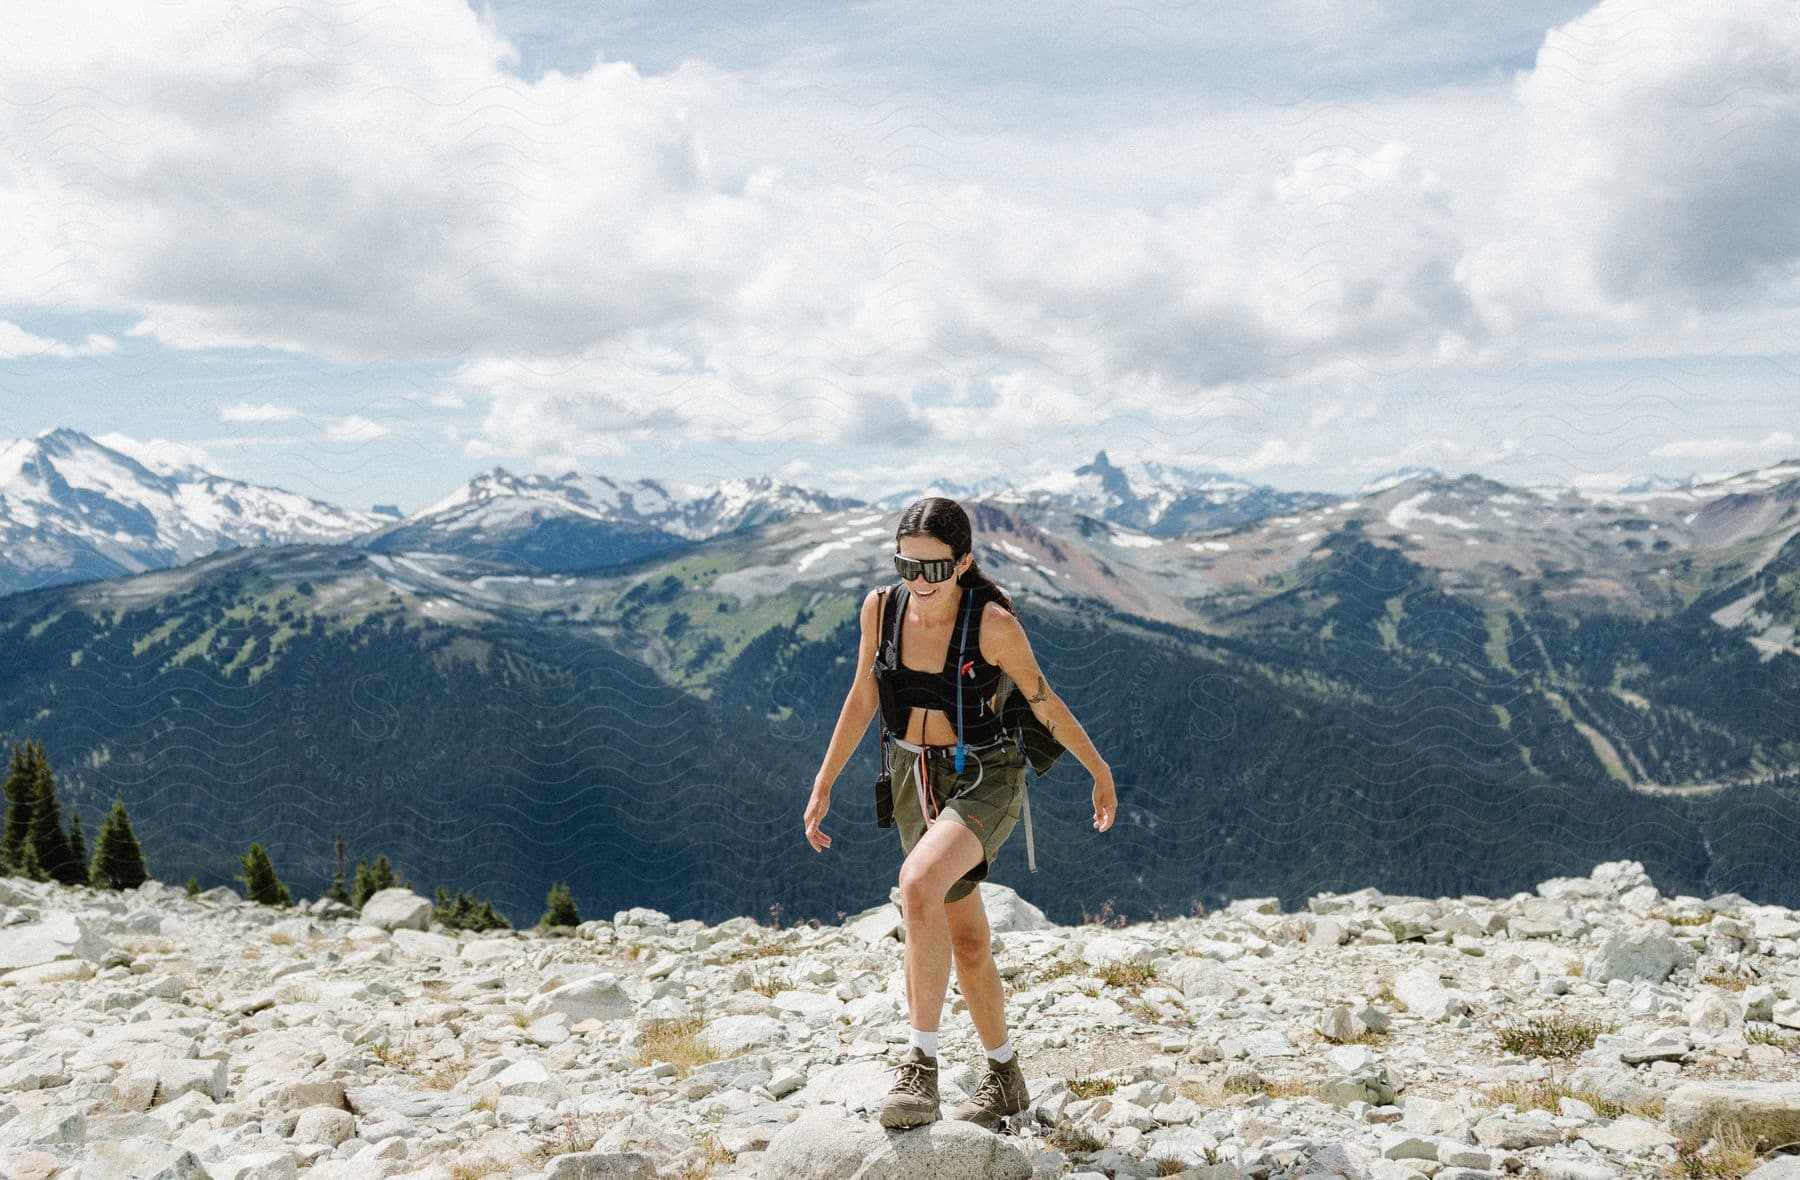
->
<box><xmin>949</xmin><ymin>1053</ymin><xmax>1031</xmax><ymax>1130</ymax></box>
<box><xmin>878</xmin><ymin>1046</ymin><xmax>940</xmax><ymax>1128</ymax></box>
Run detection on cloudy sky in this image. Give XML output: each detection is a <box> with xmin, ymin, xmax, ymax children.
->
<box><xmin>1</xmin><ymin>0</ymin><xmax>1796</xmax><ymax>512</ymax></box>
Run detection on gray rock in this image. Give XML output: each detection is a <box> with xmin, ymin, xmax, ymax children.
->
<box><xmin>542</xmin><ymin>1152</ymin><xmax>659</xmax><ymax>1180</ymax></box>
<box><xmin>83</xmin><ymin>1136</ymin><xmax>208</xmax><ymax>1179</ymax></box>
<box><xmin>358</xmin><ymin>889</ymin><xmax>432</xmax><ymax>932</ymax></box>
<box><xmin>843</xmin><ymin>903</ymin><xmax>904</xmax><ymax>945</ymax></box>
<box><xmin>1666</xmin><ymin>1081</ymin><xmax>1800</xmax><ymax>1144</ymax></box>
<box><xmin>1531</xmin><ymin>1156</ymin><xmax>1618</xmax><ymax>1180</ymax></box>
<box><xmin>1393</xmin><ymin>965</ymin><xmax>1464</xmax><ymax>1021</ymax></box>
<box><xmin>526</xmin><ymin>974</ymin><xmax>635</xmax><ymax>1023</ymax></box>
<box><xmin>1164</xmin><ymin>958</ymin><xmax>1251</xmax><ymax>1002</ymax></box>
<box><xmin>1584</xmin><ymin>927</ymin><xmax>1696</xmax><ymax>984</ymax></box>
<box><xmin>1746</xmin><ymin>1155</ymin><xmax>1800</xmax><ymax>1180</ymax></box>
<box><xmin>1401</xmin><ymin>1096</ymin><xmax>1471</xmax><ymax>1141</ymax></box>
<box><xmin>211</xmin><ymin>1151</ymin><xmax>301</xmax><ymax>1180</ymax></box>
<box><xmin>699</xmin><ymin>1014</ymin><xmax>788</xmax><ymax>1056</ymax></box>
<box><xmin>1318</xmin><ymin>1005</ymin><xmax>1367</xmax><ymax>1042</ymax></box>
<box><xmin>291</xmin><ymin>1105</ymin><xmax>355</xmax><ymax>1146</ymax></box>
<box><xmin>124</xmin><ymin>1058</ymin><xmax>230</xmax><ymax>1105</ymax></box>
<box><xmin>0</xmin><ymin>914</ymin><xmax>110</xmax><ymax>971</ymax></box>
<box><xmin>759</xmin><ymin>1109</ymin><xmax>1031</xmax><ymax>1179</ymax></box>
<box><xmin>0</xmin><ymin>1105</ymin><xmax>83</xmax><ymax>1147</ymax></box>
<box><xmin>1565</xmin><ymin>1067</ymin><xmax>1660</xmax><ymax>1110</ymax></box>
<box><xmin>1473</xmin><ymin>1114</ymin><xmax>1560</xmax><ymax>1149</ymax></box>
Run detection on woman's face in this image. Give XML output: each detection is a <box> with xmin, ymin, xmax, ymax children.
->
<box><xmin>896</xmin><ymin>534</ymin><xmax>966</xmax><ymax>597</ymax></box>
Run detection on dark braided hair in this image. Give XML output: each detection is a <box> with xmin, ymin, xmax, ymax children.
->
<box><xmin>895</xmin><ymin>497</ymin><xmax>1016</xmax><ymax>615</ymax></box>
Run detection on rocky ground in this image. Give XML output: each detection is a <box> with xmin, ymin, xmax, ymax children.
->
<box><xmin>3</xmin><ymin>861</ymin><xmax>1800</xmax><ymax>1180</ymax></box>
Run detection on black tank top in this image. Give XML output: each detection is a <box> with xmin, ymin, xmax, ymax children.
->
<box><xmin>873</xmin><ymin>580</ymin><xmax>1010</xmax><ymax>744</ymax></box>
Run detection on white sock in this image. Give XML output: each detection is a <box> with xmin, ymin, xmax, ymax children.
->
<box><xmin>986</xmin><ymin>1039</ymin><xmax>1015</xmax><ymax>1065</ymax></box>
<box><xmin>909</xmin><ymin>1028</ymin><xmax>939</xmax><ymax>1057</ymax></box>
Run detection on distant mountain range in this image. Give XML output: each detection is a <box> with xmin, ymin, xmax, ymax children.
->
<box><xmin>0</xmin><ymin>428</ymin><xmax>386</xmax><ymax>595</ymax></box>
<box><xmin>2</xmin><ymin>427</ymin><xmax>1749</xmax><ymax>596</ymax></box>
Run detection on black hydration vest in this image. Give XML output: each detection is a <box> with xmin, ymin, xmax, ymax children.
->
<box><xmin>871</xmin><ymin>580</ymin><xmax>1067</xmax><ymax>776</ymax></box>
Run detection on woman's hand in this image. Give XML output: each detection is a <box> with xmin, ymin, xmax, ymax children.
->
<box><xmin>1091</xmin><ymin>766</ymin><xmax>1117</xmax><ymax>832</ymax></box>
<box><xmin>803</xmin><ymin>783</ymin><xmax>833</xmax><ymax>851</ymax></box>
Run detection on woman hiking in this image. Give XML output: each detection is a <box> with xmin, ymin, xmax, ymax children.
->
<box><xmin>803</xmin><ymin>496</ymin><xmax>1118</xmax><ymax>1130</ymax></box>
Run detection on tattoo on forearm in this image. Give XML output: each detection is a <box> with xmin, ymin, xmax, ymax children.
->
<box><xmin>1026</xmin><ymin>675</ymin><xmax>1048</xmax><ymax>704</ymax></box>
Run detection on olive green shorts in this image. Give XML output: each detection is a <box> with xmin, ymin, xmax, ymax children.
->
<box><xmin>890</xmin><ymin>735</ymin><xmax>1027</xmax><ymax>905</ymax></box>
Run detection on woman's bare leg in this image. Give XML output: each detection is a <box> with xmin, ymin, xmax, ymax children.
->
<box><xmin>945</xmin><ymin>888</ymin><xmax>1008</xmax><ymax>1050</ymax></box>
<box><xmin>897</xmin><ymin>819</ymin><xmax>986</xmax><ymax>1034</ymax></box>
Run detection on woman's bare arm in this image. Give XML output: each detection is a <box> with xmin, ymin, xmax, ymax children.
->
<box><xmin>811</xmin><ymin>587</ymin><xmax>884</xmax><ymax>796</ymax></box>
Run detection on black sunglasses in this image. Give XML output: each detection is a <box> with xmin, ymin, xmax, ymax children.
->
<box><xmin>893</xmin><ymin>552</ymin><xmax>958</xmax><ymax>583</ymax></box>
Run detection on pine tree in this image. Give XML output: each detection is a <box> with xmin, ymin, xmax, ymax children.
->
<box><xmin>351</xmin><ymin>859</ymin><xmax>375</xmax><ymax>908</ymax></box>
<box><xmin>185</xmin><ymin>874</ymin><xmax>200</xmax><ymax>897</ymax></box>
<box><xmin>26</xmin><ymin>743</ymin><xmax>79</xmax><ymax>886</ymax></box>
<box><xmin>238</xmin><ymin>842</ymin><xmax>291</xmax><ymax>907</ymax></box>
<box><xmin>539</xmin><ymin>881</ymin><xmax>580</xmax><ymax>928</ymax></box>
<box><xmin>352</xmin><ymin>852</ymin><xmax>403</xmax><ymax>908</ymax></box>
<box><xmin>90</xmin><ymin>795</ymin><xmax>149</xmax><ymax>890</ymax></box>
<box><xmin>3</xmin><ymin>741</ymin><xmax>37</xmax><ymax>873</ymax></box>
<box><xmin>433</xmin><ymin>886</ymin><xmax>509</xmax><ymax>932</ymax></box>
<box><xmin>66</xmin><ymin>807</ymin><xmax>87</xmax><ymax>883</ymax></box>
<box><xmin>15</xmin><ymin>837</ymin><xmax>43</xmax><ymax>882</ymax></box>
<box><xmin>325</xmin><ymin>832</ymin><xmax>350</xmax><ymax>904</ymax></box>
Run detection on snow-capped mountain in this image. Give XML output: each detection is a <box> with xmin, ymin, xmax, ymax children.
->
<box><xmin>0</xmin><ymin>428</ymin><xmax>386</xmax><ymax>596</ymax></box>
<box><xmin>353</xmin><ymin>467</ymin><xmax>863</xmax><ymax>573</ymax></box>
<box><xmin>986</xmin><ymin>450</ymin><xmax>1338</xmax><ymax>536</ymax></box>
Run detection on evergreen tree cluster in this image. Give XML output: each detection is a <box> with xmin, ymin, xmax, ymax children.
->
<box><xmin>2</xmin><ymin>740</ymin><xmax>147</xmax><ymax>890</ymax></box>
<box><xmin>435</xmin><ymin>885</ymin><xmax>509</xmax><ymax>931</ymax></box>
<box><xmin>3</xmin><ymin>738</ymin><xmax>558</xmax><ymax>929</ymax></box>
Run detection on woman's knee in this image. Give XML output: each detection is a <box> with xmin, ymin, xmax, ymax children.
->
<box><xmin>897</xmin><ymin>858</ymin><xmax>951</xmax><ymax>909</ymax></box>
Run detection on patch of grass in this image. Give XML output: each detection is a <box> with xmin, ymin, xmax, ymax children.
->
<box><xmin>1067</xmin><ymin>1076</ymin><xmax>1117</xmax><ymax>1100</ymax></box>
<box><xmin>1480</xmin><ymin>1074</ymin><xmax>1664</xmax><ymax>1121</ymax></box>
<box><xmin>369</xmin><ymin>1037</ymin><xmax>418</xmax><ymax>1068</ymax></box>
<box><xmin>509</xmin><ymin>1008</ymin><xmax>530</xmax><ymax>1028</ymax></box>
<box><xmin>1096</xmin><ymin>962</ymin><xmax>1157</xmax><ymax>990</ymax></box>
<box><xmin>1045</xmin><ymin>1121</ymin><xmax>1105</xmax><ymax>1154</ymax></box>
<box><xmin>1178</xmin><ymin>1077</ymin><xmax>1229</xmax><ymax>1107</ymax></box>
<box><xmin>1151</xmin><ymin>1154</ymin><xmax>1192</xmax><ymax>1176</ymax></box>
<box><xmin>1699</xmin><ymin>969</ymin><xmax>1751</xmax><ymax>992</ymax></box>
<box><xmin>1493</xmin><ymin>1014</ymin><xmax>1610</xmax><ymax>1058</ymax></box>
<box><xmin>1030</xmin><ymin>954</ymin><xmax>1085</xmax><ymax>986</ymax></box>
<box><xmin>267</xmin><ymin>929</ymin><xmax>297</xmax><ymax>946</ymax></box>
<box><xmin>1662</xmin><ymin>1118</ymin><xmax>1769</xmax><ymax>1179</ymax></box>
<box><xmin>1650</xmin><ymin>912</ymin><xmax>1713</xmax><ymax>927</ymax></box>
<box><xmin>528</xmin><ymin>1111</ymin><xmax>602</xmax><ymax>1162</ymax></box>
<box><xmin>1260</xmin><ymin>1076</ymin><xmax>1313</xmax><ymax>1099</ymax></box>
<box><xmin>678</xmin><ymin>1133</ymin><xmax>734</xmax><ymax>1180</ymax></box>
<box><xmin>447</xmin><ymin>1154</ymin><xmax>513</xmax><ymax>1179</ymax></box>
<box><xmin>1745</xmin><ymin>1025</ymin><xmax>1794</xmax><ymax>1047</ymax></box>
<box><xmin>1079</xmin><ymin>898</ymin><xmax>1128</xmax><ymax>928</ymax></box>
<box><xmin>633</xmin><ymin>1017</ymin><xmax>720</xmax><ymax>1078</ymax></box>
<box><xmin>416</xmin><ymin>1058</ymin><xmax>475</xmax><ymax>1091</ymax></box>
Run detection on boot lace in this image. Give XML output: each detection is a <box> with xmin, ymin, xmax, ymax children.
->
<box><xmin>966</xmin><ymin>1062</ymin><xmax>1019</xmax><ymax>1113</ymax></box>
<box><xmin>888</xmin><ymin>1056</ymin><xmax>936</xmax><ymax>1100</ymax></box>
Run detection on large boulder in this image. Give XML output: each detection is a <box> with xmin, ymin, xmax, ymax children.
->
<box><xmin>758</xmin><ymin>1109</ymin><xmax>1030</xmax><ymax>1179</ymax></box>
<box><xmin>358</xmin><ymin>889</ymin><xmax>432</xmax><ymax>932</ymax></box>
<box><xmin>526</xmin><ymin>974</ymin><xmax>635</xmax><ymax>1024</ymax></box>
<box><xmin>1584</xmin><ymin>926</ymin><xmax>1696</xmax><ymax>984</ymax></box>
<box><xmin>1666</xmin><ymin>1081</ymin><xmax>1800</xmax><ymax>1144</ymax></box>
<box><xmin>0</xmin><ymin>914</ymin><xmax>111</xmax><ymax>971</ymax></box>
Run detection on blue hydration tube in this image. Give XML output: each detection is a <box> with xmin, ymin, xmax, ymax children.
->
<box><xmin>954</xmin><ymin>585</ymin><xmax>973</xmax><ymax>772</ymax></box>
